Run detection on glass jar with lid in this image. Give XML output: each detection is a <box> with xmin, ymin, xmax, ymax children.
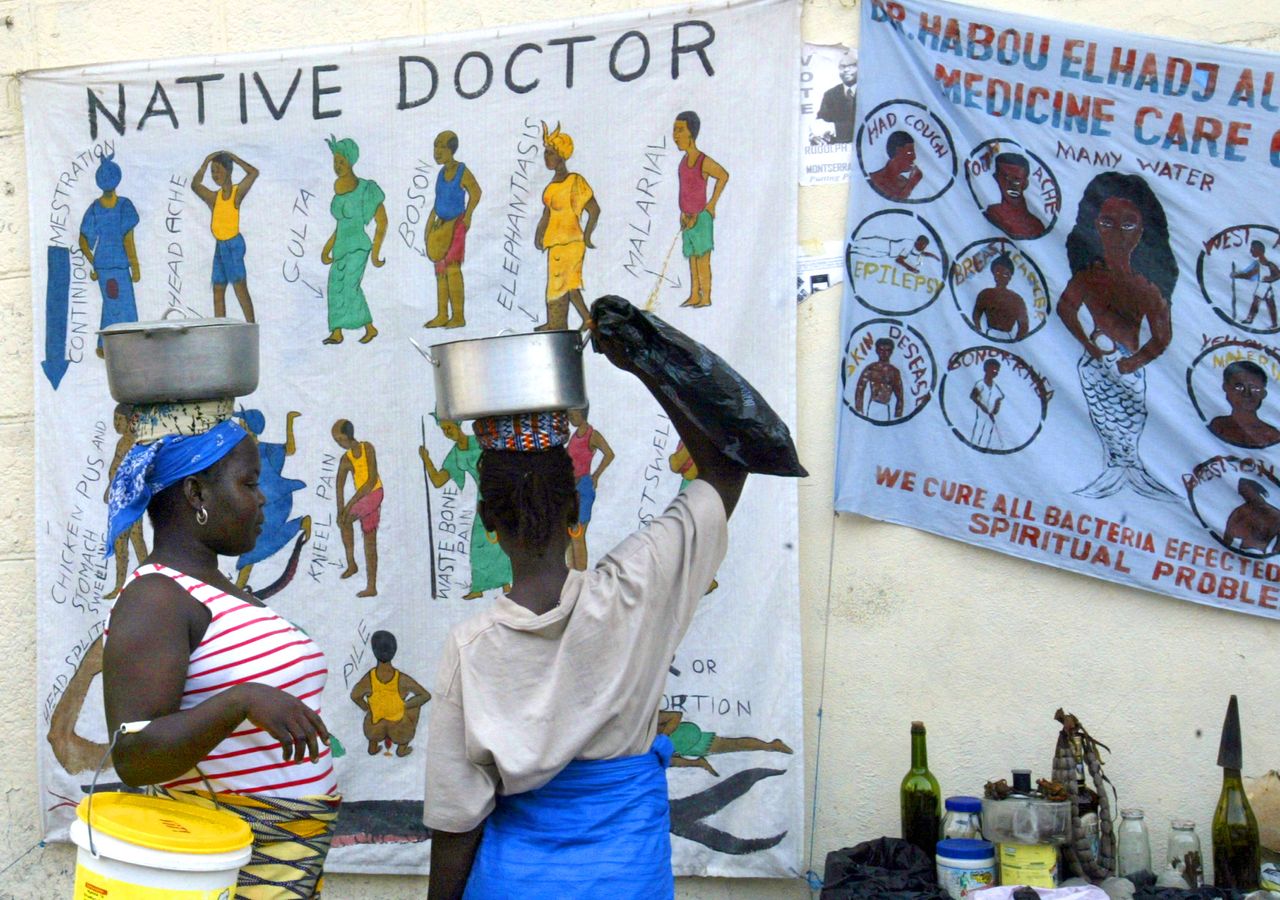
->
<box><xmin>941</xmin><ymin>796</ymin><xmax>983</xmax><ymax>840</ymax></box>
<box><xmin>1117</xmin><ymin>808</ymin><xmax>1153</xmax><ymax>877</ymax></box>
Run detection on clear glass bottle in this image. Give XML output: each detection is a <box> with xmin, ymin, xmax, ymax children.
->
<box><xmin>1117</xmin><ymin>808</ymin><xmax>1152</xmax><ymax>877</ymax></box>
<box><xmin>1167</xmin><ymin>820</ymin><xmax>1202</xmax><ymax>887</ymax></box>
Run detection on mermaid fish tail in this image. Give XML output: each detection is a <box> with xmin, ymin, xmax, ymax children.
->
<box><xmin>1075</xmin><ymin>350</ymin><xmax>1176</xmax><ymax>501</ymax></box>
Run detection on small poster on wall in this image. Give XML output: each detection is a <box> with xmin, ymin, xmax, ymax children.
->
<box><xmin>800</xmin><ymin>43</ymin><xmax>858</xmax><ymax>186</ymax></box>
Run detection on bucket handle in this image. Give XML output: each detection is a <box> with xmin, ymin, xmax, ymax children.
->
<box><xmin>84</xmin><ymin>720</ymin><xmax>225</xmax><ymax>859</ymax></box>
<box><xmin>497</xmin><ymin>325</ymin><xmax>592</xmax><ymax>352</ymax></box>
<box><xmin>85</xmin><ymin>720</ymin><xmax>151</xmax><ymax>859</ymax></box>
<box><xmin>408</xmin><ymin>338</ymin><xmax>438</xmax><ymax>367</ymax></box>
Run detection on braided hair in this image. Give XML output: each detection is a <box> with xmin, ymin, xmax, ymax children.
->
<box><xmin>478</xmin><ymin>447</ymin><xmax>577</xmax><ymax>555</ymax></box>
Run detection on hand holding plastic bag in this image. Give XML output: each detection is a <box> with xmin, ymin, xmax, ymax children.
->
<box><xmin>589</xmin><ymin>295</ymin><xmax>806</xmax><ymax>477</ymax></box>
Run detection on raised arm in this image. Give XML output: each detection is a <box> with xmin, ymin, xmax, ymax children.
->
<box><xmin>230</xmin><ymin>153</ymin><xmax>260</xmax><ymax>203</ymax></box>
<box><xmin>190</xmin><ymin>154</ymin><xmax>216</xmax><ymax>208</ymax></box>
<box><xmin>597</xmin><ymin>341</ymin><xmax>746</xmax><ymax>516</ymax></box>
<box><xmin>284</xmin><ymin>411</ymin><xmax>300</xmax><ymax>456</ymax></box>
<box><xmin>419</xmin><ymin>446</ymin><xmax>455</xmax><ymax>490</ymax></box>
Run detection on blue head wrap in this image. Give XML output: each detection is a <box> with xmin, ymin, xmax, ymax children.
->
<box><xmin>104</xmin><ymin>419</ymin><xmax>249</xmax><ymax>556</ymax></box>
<box><xmin>95</xmin><ymin>153</ymin><xmax>123</xmax><ymax>191</ymax></box>
<box><xmin>236</xmin><ymin>408</ymin><xmax>266</xmax><ymax>436</ymax></box>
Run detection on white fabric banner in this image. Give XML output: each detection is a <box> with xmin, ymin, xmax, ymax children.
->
<box><xmin>25</xmin><ymin>0</ymin><xmax>802</xmax><ymax>876</ymax></box>
<box><xmin>837</xmin><ymin>0</ymin><xmax>1280</xmax><ymax>619</ymax></box>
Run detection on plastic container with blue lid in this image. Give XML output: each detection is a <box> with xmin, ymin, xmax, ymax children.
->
<box><xmin>936</xmin><ymin>838</ymin><xmax>996</xmax><ymax>900</ymax></box>
<box><xmin>942</xmin><ymin>795</ymin><xmax>983</xmax><ymax>840</ymax></box>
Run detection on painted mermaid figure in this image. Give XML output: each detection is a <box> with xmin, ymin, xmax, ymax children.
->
<box><xmin>1057</xmin><ymin>172</ymin><xmax>1177</xmax><ymax>500</ymax></box>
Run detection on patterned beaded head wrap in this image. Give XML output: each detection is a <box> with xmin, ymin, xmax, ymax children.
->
<box><xmin>472</xmin><ymin>411</ymin><xmax>571</xmax><ymax>452</ymax></box>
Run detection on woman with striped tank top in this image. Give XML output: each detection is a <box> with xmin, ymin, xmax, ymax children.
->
<box><xmin>102</xmin><ymin>412</ymin><xmax>339</xmax><ymax>898</ymax></box>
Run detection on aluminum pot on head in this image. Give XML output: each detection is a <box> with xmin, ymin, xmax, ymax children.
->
<box><xmin>99</xmin><ymin>316</ymin><xmax>259</xmax><ymax>404</ymax></box>
<box><xmin>421</xmin><ymin>330</ymin><xmax>587</xmax><ymax>421</ymax></box>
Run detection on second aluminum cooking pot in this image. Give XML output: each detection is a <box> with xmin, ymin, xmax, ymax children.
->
<box><xmin>100</xmin><ymin>316</ymin><xmax>259</xmax><ymax>404</ymax></box>
<box><xmin>422</xmin><ymin>330</ymin><xmax>587</xmax><ymax>421</ymax></box>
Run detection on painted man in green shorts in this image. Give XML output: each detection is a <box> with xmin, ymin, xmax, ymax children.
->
<box><xmin>673</xmin><ymin>111</ymin><xmax>729</xmax><ymax>308</ymax></box>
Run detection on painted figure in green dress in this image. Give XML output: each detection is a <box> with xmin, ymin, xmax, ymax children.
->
<box><xmin>321</xmin><ymin>136</ymin><xmax>387</xmax><ymax>345</ymax></box>
<box><xmin>419</xmin><ymin>418</ymin><xmax>513</xmax><ymax>599</ymax></box>
<box><xmin>658</xmin><ymin>710</ymin><xmax>793</xmax><ymax>777</ymax></box>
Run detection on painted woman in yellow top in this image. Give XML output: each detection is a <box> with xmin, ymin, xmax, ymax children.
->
<box><xmin>349</xmin><ymin>630</ymin><xmax>430</xmax><ymax>757</ymax></box>
<box><xmin>534</xmin><ymin>122</ymin><xmax>601</xmax><ymax>331</ymax></box>
<box><xmin>191</xmin><ymin>150</ymin><xmax>259</xmax><ymax>321</ymax></box>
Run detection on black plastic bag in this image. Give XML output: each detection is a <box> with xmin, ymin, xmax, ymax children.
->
<box><xmin>821</xmin><ymin>837</ymin><xmax>949</xmax><ymax>900</ymax></box>
<box><xmin>589</xmin><ymin>295</ymin><xmax>806</xmax><ymax>477</ymax></box>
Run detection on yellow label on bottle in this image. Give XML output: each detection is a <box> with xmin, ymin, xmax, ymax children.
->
<box><xmin>74</xmin><ymin>867</ymin><xmax>234</xmax><ymax>900</ymax></box>
<box><xmin>998</xmin><ymin>842</ymin><xmax>1058</xmax><ymax>888</ymax></box>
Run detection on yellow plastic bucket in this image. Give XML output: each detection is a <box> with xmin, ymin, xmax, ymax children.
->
<box><xmin>70</xmin><ymin>793</ymin><xmax>252</xmax><ymax>899</ymax></box>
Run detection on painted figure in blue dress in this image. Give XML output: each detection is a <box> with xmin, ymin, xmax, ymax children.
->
<box><xmin>234</xmin><ymin>409</ymin><xmax>311</xmax><ymax>589</ymax></box>
<box><xmin>78</xmin><ymin>154</ymin><xmax>140</xmax><ymax>358</ymax></box>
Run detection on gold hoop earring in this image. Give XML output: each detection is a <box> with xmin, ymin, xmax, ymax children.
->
<box><xmin>485</xmin><ymin>530</ymin><xmax>499</xmax><ymax>544</ymax></box>
<box><xmin>567</xmin><ymin>523</ymin><xmax>584</xmax><ymax>539</ymax></box>
<box><xmin>196</xmin><ymin>507</ymin><xmax>209</xmax><ymax>526</ymax></box>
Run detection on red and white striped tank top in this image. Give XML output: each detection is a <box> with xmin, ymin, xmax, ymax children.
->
<box><xmin>112</xmin><ymin>563</ymin><xmax>337</xmax><ymax>799</ymax></box>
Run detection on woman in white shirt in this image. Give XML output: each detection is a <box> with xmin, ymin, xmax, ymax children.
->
<box><xmin>424</xmin><ymin>339</ymin><xmax>747</xmax><ymax>899</ymax></box>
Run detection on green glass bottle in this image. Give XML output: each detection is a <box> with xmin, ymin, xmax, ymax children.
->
<box><xmin>900</xmin><ymin>720</ymin><xmax>942</xmax><ymax>860</ymax></box>
<box><xmin>1212</xmin><ymin>696</ymin><xmax>1259</xmax><ymax>890</ymax></box>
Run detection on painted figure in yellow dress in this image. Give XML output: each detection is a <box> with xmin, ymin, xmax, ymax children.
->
<box><xmin>349</xmin><ymin>630</ymin><xmax>431</xmax><ymax>757</ymax></box>
<box><xmin>534</xmin><ymin>122</ymin><xmax>601</xmax><ymax>331</ymax></box>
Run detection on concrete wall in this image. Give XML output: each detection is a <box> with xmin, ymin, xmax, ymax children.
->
<box><xmin>2</xmin><ymin>0</ymin><xmax>1278</xmax><ymax>896</ymax></box>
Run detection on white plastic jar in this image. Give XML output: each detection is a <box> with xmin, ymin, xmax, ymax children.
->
<box><xmin>936</xmin><ymin>838</ymin><xmax>997</xmax><ymax>900</ymax></box>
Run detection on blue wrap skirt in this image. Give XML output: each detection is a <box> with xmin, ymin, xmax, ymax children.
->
<box><xmin>464</xmin><ymin>735</ymin><xmax>675</xmax><ymax>899</ymax></box>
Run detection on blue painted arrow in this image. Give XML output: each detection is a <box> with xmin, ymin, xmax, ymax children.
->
<box><xmin>42</xmin><ymin>246</ymin><xmax>71</xmax><ymax>389</ymax></box>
